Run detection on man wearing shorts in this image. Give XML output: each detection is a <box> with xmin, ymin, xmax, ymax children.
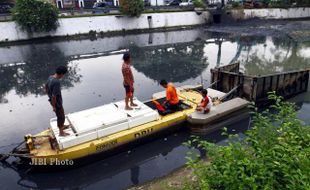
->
<box><xmin>122</xmin><ymin>53</ymin><xmax>137</xmax><ymax>110</ymax></box>
<box><xmin>45</xmin><ymin>66</ymin><xmax>69</xmax><ymax>136</ymax></box>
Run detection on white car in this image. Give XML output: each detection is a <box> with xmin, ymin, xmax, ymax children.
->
<box><xmin>179</xmin><ymin>0</ymin><xmax>193</xmax><ymax>6</ymax></box>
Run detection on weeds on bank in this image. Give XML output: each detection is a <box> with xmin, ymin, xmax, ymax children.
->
<box><xmin>181</xmin><ymin>92</ymin><xmax>310</xmax><ymax>190</ymax></box>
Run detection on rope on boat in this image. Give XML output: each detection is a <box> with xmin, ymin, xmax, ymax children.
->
<box><xmin>0</xmin><ymin>140</ymin><xmax>27</xmax><ymax>162</ymax></box>
<box><xmin>0</xmin><ymin>142</ymin><xmax>23</xmax><ymax>150</ymax></box>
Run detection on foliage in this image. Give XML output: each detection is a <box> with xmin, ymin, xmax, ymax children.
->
<box><xmin>182</xmin><ymin>92</ymin><xmax>310</xmax><ymax>190</ymax></box>
<box><xmin>231</xmin><ymin>1</ymin><xmax>242</xmax><ymax>8</ymax></box>
<box><xmin>12</xmin><ymin>0</ymin><xmax>59</xmax><ymax>33</ymax></box>
<box><xmin>193</xmin><ymin>0</ymin><xmax>205</xmax><ymax>8</ymax></box>
<box><xmin>119</xmin><ymin>0</ymin><xmax>144</xmax><ymax>17</ymax></box>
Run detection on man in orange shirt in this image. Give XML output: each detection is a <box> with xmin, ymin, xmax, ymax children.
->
<box><xmin>160</xmin><ymin>79</ymin><xmax>180</xmax><ymax>112</ymax></box>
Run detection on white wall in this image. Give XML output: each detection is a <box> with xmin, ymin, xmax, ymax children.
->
<box><xmin>231</xmin><ymin>7</ymin><xmax>310</xmax><ymax>20</ymax></box>
<box><xmin>0</xmin><ymin>12</ymin><xmax>208</xmax><ymax>43</ymax></box>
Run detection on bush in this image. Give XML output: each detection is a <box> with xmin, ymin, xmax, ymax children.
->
<box><xmin>119</xmin><ymin>0</ymin><xmax>144</xmax><ymax>17</ymax></box>
<box><xmin>183</xmin><ymin>92</ymin><xmax>310</xmax><ymax>190</ymax></box>
<box><xmin>231</xmin><ymin>2</ymin><xmax>241</xmax><ymax>8</ymax></box>
<box><xmin>12</xmin><ymin>0</ymin><xmax>59</xmax><ymax>33</ymax></box>
<box><xmin>193</xmin><ymin>0</ymin><xmax>205</xmax><ymax>8</ymax></box>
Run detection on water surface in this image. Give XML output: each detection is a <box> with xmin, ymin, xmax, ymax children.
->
<box><xmin>0</xmin><ymin>28</ymin><xmax>309</xmax><ymax>190</ymax></box>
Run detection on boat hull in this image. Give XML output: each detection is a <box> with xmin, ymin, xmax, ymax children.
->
<box><xmin>28</xmin><ymin>88</ymin><xmax>203</xmax><ymax>165</ymax></box>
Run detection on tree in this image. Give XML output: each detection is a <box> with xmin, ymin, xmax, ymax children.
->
<box><xmin>193</xmin><ymin>0</ymin><xmax>205</xmax><ymax>8</ymax></box>
<box><xmin>12</xmin><ymin>0</ymin><xmax>59</xmax><ymax>33</ymax></box>
<box><xmin>119</xmin><ymin>0</ymin><xmax>144</xmax><ymax>17</ymax></box>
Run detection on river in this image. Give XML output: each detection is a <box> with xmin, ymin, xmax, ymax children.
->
<box><xmin>0</xmin><ymin>27</ymin><xmax>309</xmax><ymax>190</ymax></box>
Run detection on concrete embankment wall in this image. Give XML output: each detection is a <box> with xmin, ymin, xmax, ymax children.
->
<box><xmin>230</xmin><ymin>7</ymin><xmax>310</xmax><ymax>20</ymax></box>
<box><xmin>1</xmin><ymin>8</ymin><xmax>310</xmax><ymax>43</ymax></box>
<box><xmin>0</xmin><ymin>12</ymin><xmax>209</xmax><ymax>43</ymax></box>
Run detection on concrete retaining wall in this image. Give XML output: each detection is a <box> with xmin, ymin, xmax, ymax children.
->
<box><xmin>230</xmin><ymin>7</ymin><xmax>310</xmax><ymax>20</ymax></box>
<box><xmin>0</xmin><ymin>12</ymin><xmax>209</xmax><ymax>43</ymax></box>
<box><xmin>1</xmin><ymin>8</ymin><xmax>309</xmax><ymax>43</ymax></box>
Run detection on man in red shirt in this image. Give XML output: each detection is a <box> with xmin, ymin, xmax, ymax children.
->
<box><xmin>196</xmin><ymin>89</ymin><xmax>212</xmax><ymax>114</ymax></box>
<box><xmin>122</xmin><ymin>53</ymin><xmax>137</xmax><ymax>110</ymax></box>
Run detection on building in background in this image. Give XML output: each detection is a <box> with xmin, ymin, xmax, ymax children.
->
<box><xmin>54</xmin><ymin>0</ymin><xmax>92</xmax><ymax>9</ymax></box>
<box><xmin>150</xmin><ymin>0</ymin><xmax>165</xmax><ymax>6</ymax></box>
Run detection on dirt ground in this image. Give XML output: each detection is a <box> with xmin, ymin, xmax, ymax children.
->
<box><xmin>127</xmin><ymin>166</ymin><xmax>195</xmax><ymax>190</ymax></box>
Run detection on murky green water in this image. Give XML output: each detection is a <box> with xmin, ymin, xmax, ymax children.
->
<box><xmin>0</xmin><ymin>27</ymin><xmax>309</xmax><ymax>190</ymax></box>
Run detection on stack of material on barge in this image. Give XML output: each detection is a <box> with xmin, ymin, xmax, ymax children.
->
<box><xmin>211</xmin><ymin>62</ymin><xmax>310</xmax><ymax>103</ymax></box>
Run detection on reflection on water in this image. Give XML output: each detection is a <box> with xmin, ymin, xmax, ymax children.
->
<box><xmin>0</xmin><ymin>45</ymin><xmax>81</xmax><ymax>103</ymax></box>
<box><xmin>235</xmin><ymin>36</ymin><xmax>310</xmax><ymax>75</ymax></box>
<box><xmin>130</xmin><ymin>39</ymin><xmax>208</xmax><ymax>82</ymax></box>
<box><xmin>0</xmin><ymin>28</ymin><xmax>309</xmax><ymax>190</ymax></box>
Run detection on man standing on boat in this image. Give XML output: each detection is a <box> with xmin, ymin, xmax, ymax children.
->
<box><xmin>45</xmin><ymin>66</ymin><xmax>69</xmax><ymax>136</ymax></box>
<box><xmin>122</xmin><ymin>53</ymin><xmax>137</xmax><ymax>110</ymax></box>
<box><xmin>159</xmin><ymin>80</ymin><xmax>180</xmax><ymax>112</ymax></box>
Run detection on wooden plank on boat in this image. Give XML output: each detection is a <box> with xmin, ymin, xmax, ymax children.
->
<box><xmin>152</xmin><ymin>86</ymin><xmax>226</xmax><ymax>100</ymax></box>
<box><xmin>187</xmin><ymin>98</ymin><xmax>249</xmax><ymax>125</ymax></box>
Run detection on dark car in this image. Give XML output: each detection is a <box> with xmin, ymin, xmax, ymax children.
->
<box><xmin>166</xmin><ymin>0</ymin><xmax>182</xmax><ymax>6</ymax></box>
<box><xmin>92</xmin><ymin>2</ymin><xmax>110</xmax><ymax>13</ymax></box>
<box><xmin>0</xmin><ymin>3</ymin><xmax>14</xmax><ymax>14</ymax></box>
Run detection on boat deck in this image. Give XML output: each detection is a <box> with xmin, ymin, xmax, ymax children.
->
<box><xmin>50</xmin><ymin>98</ymin><xmax>160</xmax><ymax>150</ymax></box>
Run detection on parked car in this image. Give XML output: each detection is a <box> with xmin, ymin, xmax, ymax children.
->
<box><xmin>0</xmin><ymin>3</ymin><xmax>14</xmax><ymax>14</ymax></box>
<box><xmin>166</xmin><ymin>0</ymin><xmax>182</xmax><ymax>6</ymax></box>
<box><xmin>179</xmin><ymin>0</ymin><xmax>193</xmax><ymax>6</ymax></box>
<box><xmin>92</xmin><ymin>2</ymin><xmax>110</xmax><ymax>13</ymax></box>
